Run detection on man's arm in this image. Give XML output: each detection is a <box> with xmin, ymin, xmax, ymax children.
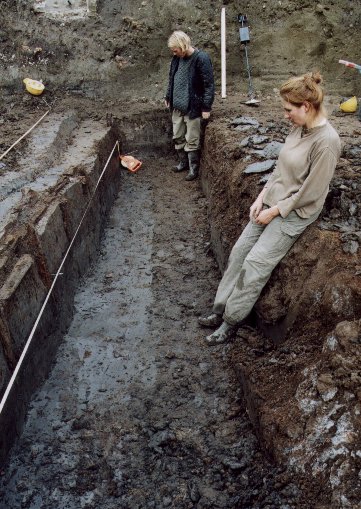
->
<box><xmin>165</xmin><ymin>57</ymin><xmax>177</xmax><ymax>106</ymax></box>
<box><xmin>197</xmin><ymin>52</ymin><xmax>215</xmax><ymax>113</ymax></box>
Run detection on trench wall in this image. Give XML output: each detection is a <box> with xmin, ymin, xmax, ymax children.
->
<box><xmin>0</xmin><ymin>109</ymin><xmax>172</xmax><ymax>466</ymax></box>
<box><xmin>2</xmin><ymin>0</ymin><xmax>361</xmax><ymax>103</ymax></box>
<box><xmin>200</xmin><ymin>115</ymin><xmax>361</xmax><ymax>507</ymax></box>
<box><xmin>0</xmin><ymin>126</ymin><xmax>121</xmax><ymax>465</ymax></box>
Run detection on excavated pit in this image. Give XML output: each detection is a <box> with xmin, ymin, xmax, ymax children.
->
<box><xmin>0</xmin><ymin>88</ymin><xmax>361</xmax><ymax>509</ymax></box>
<box><xmin>1</xmin><ymin>0</ymin><xmax>361</xmax><ymax>506</ymax></box>
<box><xmin>0</xmin><ymin>103</ymin><xmax>360</xmax><ymax>508</ymax></box>
<box><xmin>0</xmin><ymin>112</ymin><xmax>308</xmax><ymax>509</ymax></box>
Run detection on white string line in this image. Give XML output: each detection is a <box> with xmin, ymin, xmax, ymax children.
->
<box><xmin>0</xmin><ymin>139</ymin><xmax>119</xmax><ymax>416</ymax></box>
<box><xmin>0</xmin><ymin>110</ymin><xmax>50</xmax><ymax>161</ymax></box>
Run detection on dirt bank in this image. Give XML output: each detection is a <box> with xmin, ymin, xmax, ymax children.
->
<box><xmin>2</xmin><ymin>0</ymin><xmax>361</xmax><ymax>103</ymax></box>
<box><xmin>201</xmin><ymin>99</ymin><xmax>361</xmax><ymax>508</ymax></box>
<box><xmin>0</xmin><ymin>0</ymin><xmax>361</xmax><ymax>508</ymax></box>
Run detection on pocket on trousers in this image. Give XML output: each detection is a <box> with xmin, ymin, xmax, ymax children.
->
<box><xmin>280</xmin><ymin>211</ymin><xmax>318</xmax><ymax>238</ymax></box>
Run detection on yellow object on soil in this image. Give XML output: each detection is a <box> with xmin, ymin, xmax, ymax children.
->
<box><xmin>23</xmin><ymin>78</ymin><xmax>45</xmax><ymax>96</ymax></box>
<box><xmin>340</xmin><ymin>96</ymin><xmax>358</xmax><ymax>113</ymax></box>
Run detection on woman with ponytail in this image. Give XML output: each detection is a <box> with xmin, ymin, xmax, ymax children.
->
<box><xmin>199</xmin><ymin>72</ymin><xmax>341</xmax><ymax>345</ymax></box>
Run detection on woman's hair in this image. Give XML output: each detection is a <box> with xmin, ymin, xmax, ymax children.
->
<box><xmin>167</xmin><ymin>31</ymin><xmax>191</xmax><ymax>52</ymax></box>
<box><xmin>280</xmin><ymin>71</ymin><xmax>325</xmax><ymax>113</ymax></box>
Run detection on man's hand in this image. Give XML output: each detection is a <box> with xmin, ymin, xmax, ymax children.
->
<box><xmin>202</xmin><ymin>111</ymin><xmax>211</xmax><ymax>120</ymax></box>
<box><xmin>254</xmin><ymin>206</ymin><xmax>280</xmax><ymax>225</ymax></box>
<box><xmin>165</xmin><ymin>99</ymin><xmax>170</xmax><ymax>108</ymax></box>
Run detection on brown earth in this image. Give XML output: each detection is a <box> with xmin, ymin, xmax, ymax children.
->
<box><xmin>201</xmin><ymin>99</ymin><xmax>361</xmax><ymax>508</ymax></box>
<box><xmin>1</xmin><ymin>0</ymin><xmax>361</xmax><ymax>508</ymax></box>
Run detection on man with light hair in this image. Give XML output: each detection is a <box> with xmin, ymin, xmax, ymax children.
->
<box><xmin>165</xmin><ymin>31</ymin><xmax>215</xmax><ymax>181</ymax></box>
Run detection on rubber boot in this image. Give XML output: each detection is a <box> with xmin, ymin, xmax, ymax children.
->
<box><xmin>173</xmin><ymin>149</ymin><xmax>188</xmax><ymax>172</ymax></box>
<box><xmin>185</xmin><ymin>150</ymin><xmax>200</xmax><ymax>181</ymax></box>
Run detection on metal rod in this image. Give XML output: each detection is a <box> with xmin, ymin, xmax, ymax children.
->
<box><xmin>244</xmin><ymin>44</ymin><xmax>254</xmax><ymax>97</ymax></box>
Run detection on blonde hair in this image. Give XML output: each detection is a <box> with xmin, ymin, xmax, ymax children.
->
<box><xmin>167</xmin><ymin>31</ymin><xmax>191</xmax><ymax>52</ymax></box>
<box><xmin>280</xmin><ymin>71</ymin><xmax>325</xmax><ymax>114</ymax></box>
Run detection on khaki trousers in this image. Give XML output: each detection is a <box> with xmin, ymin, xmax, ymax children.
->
<box><xmin>172</xmin><ymin>110</ymin><xmax>201</xmax><ymax>152</ymax></box>
<box><xmin>212</xmin><ymin>210</ymin><xmax>320</xmax><ymax>325</ymax></box>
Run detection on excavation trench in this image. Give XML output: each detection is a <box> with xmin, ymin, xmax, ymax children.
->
<box><xmin>0</xmin><ymin>113</ymin><xmax>304</xmax><ymax>508</ymax></box>
<box><xmin>1</xmin><ymin>0</ymin><xmax>361</xmax><ymax>505</ymax></box>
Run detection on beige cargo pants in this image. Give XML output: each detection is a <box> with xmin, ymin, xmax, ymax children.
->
<box><xmin>212</xmin><ymin>210</ymin><xmax>320</xmax><ymax>325</ymax></box>
<box><xmin>172</xmin><ymin>110</ymin><xmax>201</xmax><ymax>152</ymax></box>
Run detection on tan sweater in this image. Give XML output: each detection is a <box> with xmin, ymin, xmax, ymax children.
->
<box><xmin>263</xmin><ymin>122</ymin><xmax>341</xmax><ymax>218</ymax></box>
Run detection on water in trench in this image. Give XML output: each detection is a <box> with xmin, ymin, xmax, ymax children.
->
<box><xmin>0</xmin><ymin>145</ymin><xmax>300</xmax><ymax>508</ymax></box>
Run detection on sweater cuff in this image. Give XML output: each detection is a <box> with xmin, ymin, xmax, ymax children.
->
<box><xmin>276</xmin><ymin>200</ymin><xmax>292</xmax><ymax>218</ymax></box>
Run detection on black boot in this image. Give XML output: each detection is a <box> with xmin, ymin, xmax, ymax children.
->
<box><xmin>185</xmin><ymin>150</ymin><xmax>200</xmax><ymax>181</ymax></box>
<box><xmin>173</xmin><ymin>149</ymin><xmax>188</xmax><ymax>172</ymax></box>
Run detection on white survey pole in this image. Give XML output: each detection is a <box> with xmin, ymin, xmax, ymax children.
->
<box><xmin>221</xmin><ymin>7</ymin><xmax>226</xmax><ymax>98</ymax></box>
<box><xmin>87</xmin><ymin>0</ymin><xmax>97</xmax><ymax>15</ymax></box>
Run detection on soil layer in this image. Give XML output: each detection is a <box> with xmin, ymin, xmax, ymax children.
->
<box><xmin>0</xmin><ymin>158</ymin><xmax>303</xmax><ymax>509</ymax></box>
<box><xmin>1</xmin><ymin>1</ymin><xmax>361</xmax><ymax>508</ymax></box>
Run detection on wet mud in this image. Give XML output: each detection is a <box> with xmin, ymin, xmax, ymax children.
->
<box><xmin>0</xmin><ymin>156</ymin><xmax>302</xmax><ymax>509</ymax></box>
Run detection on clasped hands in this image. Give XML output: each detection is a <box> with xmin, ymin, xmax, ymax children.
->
<box><xmin>250</xmin><ymin>198</ymin><xmax>279</xmax><ymax>225</ymax></box>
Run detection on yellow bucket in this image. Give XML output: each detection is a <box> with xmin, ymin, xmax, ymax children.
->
<box><xmin>23</xmin><ymin>78</ymin><xmax>45</xmax><ymax>96</ymax></box>
<box><xmin>340</xmin><ymin>96</ymin><xmax>358</xmax><ymax>113</ymax></box>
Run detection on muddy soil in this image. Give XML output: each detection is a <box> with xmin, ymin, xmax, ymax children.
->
<box><xmin>0</xmin><ymin>158</ymin><xmax>304</xmax><ymax>509</ymax></box>
<box><xmin>200</xmin><ymin>100</ymin><xmax>361</xmax><ymax>509</ymax></box>
<box><xmin>1</xmin><ymin>93</ymin><xmax>361</xmax><ymax>509</ymax></box>
<box><xmin>2</xmin><ymin>0</ymin><xmax>361</xmax><ymax>100</ymax></box>
<box><xmin>1</xmin><ymin>1</ymin><xmax>361</xmax><ymax>508</ymax></box>
<box><xmin>0</xmin><ymin>90</ymin><xmax>361</xmax><ymax>509</ymax></box>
